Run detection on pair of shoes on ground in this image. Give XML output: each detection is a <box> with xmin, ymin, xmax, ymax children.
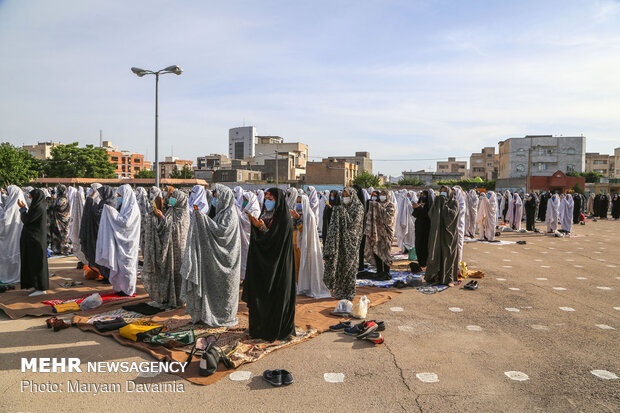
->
<box><xmin>45</xmin><ymin>317</ymin><xmax>71</xmax><ymax>332</ymax></box>
<box><xmin>0</xmin><ymin>284</ymin><xmax>16</xmax><ymax>293</ymax></box>
<box><xmin>329</xmin><ymin>320</ymin><xmax>385</xmax><ymax>344</ymax></box>
<box><xmin>463</xmin><ymin>280</ymin><xmax>478</xmax><ymax>290</ymax></box>
<box><xmin>263</xmin><ymin>369</ymin><xmax>293</xmax><ymax>387</ymax></box>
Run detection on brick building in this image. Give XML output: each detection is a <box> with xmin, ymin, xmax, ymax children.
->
<box><xmin>159</xmin><ymin>156</ymin><xmax>193</xmax><ymax>180</ymax></box>
<box><xmin>305</xmin><ymin>160</ymin><xmax>358</xmax><ymax>186</ymax></box>
<box><xmin>469</xmin><ymin>147</ymin><xmax>499</xmax><ymax>180</ymax></box>
<box><xmin>23</xmin><ymin>141</ymin><xmax>62</xmax><ymax>160</ymax></box>
<box><xmin>436</xmin><ymin>157</ymin><xmax>467</xmax><ymax>178</ymax></box>
<box><xmin>101</xmin><ymin>141</ymin><xmax>151</xmax><ymax>179</ymax></box>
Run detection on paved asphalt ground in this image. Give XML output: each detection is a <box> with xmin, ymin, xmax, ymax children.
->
<box><xmin>1</xmin><ymin>220</ymin><xmax>618</xmax><ymax>412</ymax></box>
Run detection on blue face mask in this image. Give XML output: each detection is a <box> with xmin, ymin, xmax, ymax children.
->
<box><xmin>264</xmin><ymin>199</ymin><xmax>276</xmax><ymax>211</ymax></box>
<box><xmin>168</xmin><ymin>197</ymin><xmax>177</xmax><ymax>207</ymax></box>
<box><xmin>116</xmin><ymin>197</ymin><xmax>123</xmax><ymax>208</ymax></box>
<box><xmin>440</xmin><ymin>192</ymin><xmax>447</xmax><ymax>197</ymax></box>
<box><xmin>487</xmin><ymin>193</ymin><xmax>491</xmax><ymax>199</ymax></box>
<box><xmin>211</xmin><ymin>198</ymin><xmax>217</xmax><ymax>207</ymax></box>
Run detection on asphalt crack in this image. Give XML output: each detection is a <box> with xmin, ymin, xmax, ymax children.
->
<box><xmin>383</xmin><ymin>340</ymin><xmax>412</xmax><ymax>392</ymax></box>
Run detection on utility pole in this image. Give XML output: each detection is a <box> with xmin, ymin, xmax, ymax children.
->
<box><xmin>275</xmin><ymin>149</ymin><xmax>279</xmax><ymax>189</ymax></box>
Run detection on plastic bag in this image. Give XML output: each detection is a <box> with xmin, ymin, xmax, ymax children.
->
<box><xmin>119</xmin><ymin>321</ymin><xmax>164</xmax><ymax>342</ymax></box>
<box><xmin>458</xmin><ymin>261</ymin><xmax>468</xmax><ymax>278</ymax></box>
<box><xmin>333</xmin><ymin>299</ymin><xmax>352</xmax><ymax>314</ymax></box>
<box><xmin>351</xmin><ymin>296</ymin><xmax>370</xmax><ymax>319</ymax></box>
<box><xmin>78</xmin><ymin>293</ymin><xmax>103</xmax><ymax>311</ymax></box>
<box><xmin>405</xmin><ymin>244</ymin><xmax>417</xmax><ymax>261</ymax></box>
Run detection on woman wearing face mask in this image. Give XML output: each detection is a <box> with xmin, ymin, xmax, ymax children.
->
<box><xmin>242</xmin><ymin>188</ymin><xmax>296</xmax><ymax>341</ymax></box>
<box><xmin>49</xmin><ymin>184</ymin><xmax>72</xmax><ymax>255</ymax></box>
<box><xmin>545</xmin><ymin>193</ymin><xmax>560</xmax><ymax>233</ymax></box>
<box><xmin>425</xmin><ymin>186</ymin><xmax>459</xmax><ymax>286</ymax></box>
<box><xmin>1</xmin><ymin>186</ymin><xmax>26</xmax><ymax>285</ymax></box>
<box><xmin>181</xmin><ymin>184</ymin><xmax>241</xmax><ymax>326</ymax></box>
<box><xmin>95</xmin><ymin>184</ymin><xmax>141</xmax><ymax>296</ymax></box>
<box><xmin>142</xmin><ymin>187</ymin><xmax>190</xmax><ymax>308</ymax></box>
<box><xmin>237</xmin><ymin>191</ymin><xmax>261</xmax><ymax>281</ymax></box>
<box><xmin>364</xmin><ymin>189</ymin><xmax>396</xmax><ymax>281</ymax></box>
<box><xmin>80</xmin><ymin>185</ymin><xmax>115</xmax><ymax>283</ymax></box>
<box><xmin>289</xmin><ymin>195</ymin><xmax>304</xmax><ymax>281</ymax></box>
<box><xmin>17</xmin><ymin>189</ymin><xmax>49</xmax><ymax>296</ymax></box>
<box><xmin>321</xmin><ymin>190</ymin><xmax>341</xmax><ymax>241</ymax></box>
<box><xmin>412</xmin><ymin>190</ymin><xmax>433</xmax><ymax>268</ymax></box>
<box><xmin>323</xmin><ymin>187</ymin><xmax>365</xmax><ymax>301</ymax></box>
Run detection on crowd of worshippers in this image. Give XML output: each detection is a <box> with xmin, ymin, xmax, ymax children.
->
<box><xmin>1</xmin><ymin>183</ymin><xmax>618</xmax><ymax>341</ymax></box>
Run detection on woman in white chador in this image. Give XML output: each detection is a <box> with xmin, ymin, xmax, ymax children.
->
<box><xmin>0</xmin><ymin>186</ymin><xmax>26</xmax><ymax>283</ymax></box>
<box><xmin>237</xmin><ymin>191</ymin><xmax>261</xmax><ymax>280</ymax></box>
<box><xmin>69</xmin><ymin>186</ymin><xmax>87</xmax><ymax>264</ymax></box>
<box><xmin>294</xmin><ymin>194</ymin><xmax>330</xmax><ymax>298</ymax></box>
<box><xmin>545</xmin><ymin>194</ymin><xmax>560</xmax><ymax>233</ymax></box>
<box><xmin>477</xmin><ymin>191</ymin><xmax>497</xmax><ymax>241</ymax></box>
<box><xmin>506</xmin><ymin>193</ymin><xmax>523</xmax><ymax>230</ymax></box>
<box><xmin>559</xmin><ymin>193</ymin><xmax>574</xmax><ymax>233</ymax></box>
<box><xmin>95</xmin><ymin>184</ymin><xmax>141</xmax><ymax>296</ymax></box>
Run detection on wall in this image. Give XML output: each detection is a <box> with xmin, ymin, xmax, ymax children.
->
<box><xmin>228</xmin><ymin>126</ymin><xmax>256</xmax><ymax>160</ymax></box>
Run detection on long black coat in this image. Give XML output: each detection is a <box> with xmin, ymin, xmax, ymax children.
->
<box><xmin>20</xmin><ymin>189</ymin><xmax>49</xmax><ymax>290</ymax></box>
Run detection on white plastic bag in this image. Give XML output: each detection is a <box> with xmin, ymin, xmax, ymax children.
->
<box><xmin>334</xmin><ymin>299</ymin><xmax>352</xmax><ymax>315</ymax></box>
<box><xmin>79</xmin><ymin>293</ymin><xmax>103</xmax><ymax>311</ymax></box>
<box><xmin>351</xmin><ymin>296</ymin><xmax>370</xmax><ymax>319</ymax></box>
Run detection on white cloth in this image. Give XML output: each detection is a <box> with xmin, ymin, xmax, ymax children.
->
<box><xmin>256</xmin><ymin>189</ymin><xmax>264</xmax><ymax>209</ymax></box>
<box><xmin>559</xmin><ymin>195</ymin><xmax>574</xmax><ymax>233</ymax></box>
<box><xmin>149</xmin><ymin>186</ymin><xmax>161</xmax><ymax>201</ymax></box>
<box><xmin>87</xmin><ymin>183</ymin><xmax>102</xmax><ymax>204</ymax></box>
<box><xmin>477</xmin><ymin>192</ymin><xmax>497</xmax><ymax>241</ymax></box>
<box><xmin>465</xmin><ymin>189</ymin><xmax>479</xmax><ymax>238</ymax></box>
<box><xmin>307</xmin><ymin>186</ymin><xmax>320</xmax><ymax>224</ymax></box>
<box><xmin>545</xmin><ymin>196</ymin><xmax>560</xmax><ymax>233</ymax></box>
<box><xmin>395</xmin><ymin>193</ymin><xmax>415</xmax><ymax>252</ymax></box>
<box><xmin>236</xmin><ymin>191</ymin><xmax>261</xmax><ymax>280</ymax></box>
<box><xmin>69</xmin><ymin>189</ymin><xmax>86</xmax><ymax>264</ymax></box>
<box><xmin>506</xmin><ymin>194</ymin><xmax>523</xmax><ymax>230</ymax></box>
<box><xmin>95</xmin><ymin>184</ymin><xmax>140</xmax><ymax>296</ymax></box>
<box><xmin>188</xmin><ymin>185</ymin><xmax>209</xmax><ymax>215</ymax></box>
<box><xmin>233</xmin><ymin>186</ymin><xmax>244</xmax><ymax>208</ymax></box>
<box><xmin>285</xmin><ymin>187</ymin><xmax>297</xmax><ymax>210</ymax></box>
<box><xmin>0</xmin><ymin>186</ymin><xmax>26</xmax><ymax>283</ymax></box>
<box><xmin>296</xmin><ymin>195</ymin><xmax>330</xmax><ymax>298</ymax></box>
<box><xmin>318</xmin><ymin>191</ymin><xmax>327</xmax><ymax>233</ymax></box>
<box><xmin>453</xmin><ymin>187</ymin><xmax>466</xmax><ymax>262</ymax></box>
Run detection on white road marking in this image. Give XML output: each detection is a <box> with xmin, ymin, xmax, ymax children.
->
<box><xmin>590</xmin><ymin>370</ymin><xmax>618</xmax><ymax>380</ymax></box>
<box><xmin>398</xmin><ymin>325</ymin><xmax>415</xmax><ymax>333</ymax></box>
<box><xmin>534</xmin><ymin>259</ymin><xmax>543</xmax><ymax>262</ymax></box>
<box><xmin>508</xmin><ymin>287</ymin><xmax>520</xmax><ymax>291</ymax></box>
<box><xmin>505</xmin><ymin>308</ymin><xmax>520</xmax><ymax>312</ymax></box>
<box><xmin>504</xmin><ymin>371</ymin><xmax>529</xmax><ymax>381</ymax></box>
<box><xmin>541</xmin><ymin>266</ymin><xmax>551</xmax><ymax>268</ymax></box>
<box><xmin>576</xmin><ymin>277</ymin><xmax>588</xmax><ymax>280</ymax></box>
<box><xmin>324</xmin><ymin>373</ymin><xmax>345</xmax><ymax>383</ymax></box>
<box><xmin>548</xmin><ymin>247</ymin><xmax>555</xmax><ymax>250</ymax></box>
<box><xmin>496</xmin><ymin>278</ymin><xmax>506</xmax><ymax>281</ymax></box>
<box><xmin>466</xmin><ymin>325</ymin><xmax>482</xmax><ymax>331</ymax></box>
<box><xmin>503</xmin><ymin>266</ymin><xmax>513</xmax><ymax>268</ymax></box>
<box><xmin>593</xmin><ymin>251</ymin><xmax>601</xmax><ymax>254</ymax></box>
<box><xmin>540</xmin><ymin>252</ymin><xmax>549</xmax><ymax>254</ymax></box>
<box><xmin>503</xmin><ymin>259</ymin><xmax>512</xmax><ymax>262</ymax></box>
<box><xmin>416</xmin><ymin>372</ymin><xmax>439</xmax><ymax>383</ymax></box>
<box><xmin>552</xmin><ymin>287</ymin><xmax>567</xmax><ymax>291</ymax></box>
<box><xmin>577</xmin><ymin>247</ymin><xmax>584</xmax><ymax>249</ymax></box>
<box><xmin>559</xmin><ymin>307</ymin><xmax>575</xmax><ymax>312</ymax></box>
<box><xmin>615</xmin><ymin>307</ymin><xmax>620</xmax><ymax>311</ymax></box>
<box><xmin>574</xmin><ymin>265</ymin><xmax>584</xmax><ymax>268</ymax></box>
<box><xmin>390</xmin><ymin>307</ymin><xmax>404</xmax><ymax>312</ymax></box>
<box><xmin>595</xmin><ymin>324</ymin><xmax>615</xmax><ymax>330</ymax></box>
<box><xmin>530</xmin><ymin>325</ymin><xmax>549</xmax><ymax>330</ymax></box>
<box><xmin>536</xmin><ymin>278</ymin><xmax>548</xmax><ymax>280</ymax></box>
<box><xmin>448</xmin><ymin>307</ymin><xmax>463</xmax><ymax>312</ymax></box>
<box><xmin>229</xmin><ymin>371</ymin><xmax>252</xmax><ymax>381</ymax></box>
<box><xmin>596</xmin><ymin>286</ymin><xmax>613</xmax><ymax>290</ymax></box>
<box><xmin>607</xmin><ymin>265</ymin><xmax>617</xmax><ymax>268</ymax></box>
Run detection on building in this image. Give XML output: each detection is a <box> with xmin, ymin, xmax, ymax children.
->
<box><xmin>401</xmin><ymin>170</ymin><xmax>463</xmax><ymax>186</ymax></box>
<box><xmin>253</xmin><ymin>137</ymin><xmax>308</xmax><ymax>181</ymax></box>
<box><xmin>436</xmin><ymin>157</ymin><xmax>467</xmax><ymax>178</ymax></box>
<box><xmin>469</xmin><ymin>147</ymin><xmax>499</xmax><ymax>180</ymax></box>
<box><xmin>305</xmin><ymin>160</ymin><xmax>358</xmax><ymax>186</ymax></box>
<box><xmin>196</xmin><ymin>154</ymin><xmax>231</xmax><ymax>170</ymax></box>
<box><xmin>228</xmin><ymin>126</ymin><xmax>256</xmax><ymax>160</ymax></box>
<box><xmin>585</xmin><ymin>151</ymin><xmax>616</xmax><ymax>179</ymax></box>
<box><xmin>159</xmin><ymin>156</ymin><xmax>193</xmax><ymax>180</ymax></box>
<box><xmin>213</xmin><ymin>169</ymin><xmax>262</xmax><ymax>183</ymax></box>
<box><xmin>498</xmin><ymin>135</ymin><xmax>586</xmax><ymax>179</ymax></box>
<box><xmin>23</xmin><ymin>141</ymin><xmax>62</xmax><ymax>160</ymax></box>
<box><xmin>101</xmin><ymin>141</ymin><xmax>151</xmax><ymax>179</ymax></box>
<box><xmin>325</xmin><ymin>152</ymin><xmax>373</xmax><ymax>174</ymax></box>
<box><xmin>615</xmin><ymin>148</ymin><xmax>620</xmax><ymax>179</ymax></box>
<box><xmin>529</xmin><ymin>170</ymin><xmax>586</xmax><ymax>193</ymax></box>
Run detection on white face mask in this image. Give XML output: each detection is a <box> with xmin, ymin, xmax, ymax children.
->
<box><xmin>379</xmin><ymin>195</ymin><xmax>387</xmax><ymax>202</ymax></box>
<box><xmin>371</xmin><ymin>196</ymin><xmax>377</xmax><ymax>201</ymax></box>
<box><xmin>342</xmin><ymin>197</ymin><xmax>351</xmax><ymax>205</ymax></box>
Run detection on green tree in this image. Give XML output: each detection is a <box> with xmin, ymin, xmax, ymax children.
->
<box><xmin>169</xmin><ymin>165</ymin><xmax>193</xmax><ymax>179</ymax></box>
<box><xmin>572</xmin><ymin>182</ymin><xmax>585</xmax><ymax>195</ymax></box>
<box><xmin>567</xmin><ymin>171</ymin><xmax>603</xmax><ymax>183</ymax></box>
<box><xmin>44</xmin><ymin>143</ymin><xmax>116</xmax><ymax>178</ymax></box>
<box><xmin>0</xmin><ymin>143</ymin><xmax>42</xmax><ymax>186</ymax></box>
<box><xmin>134</xmin><ymin>169</ymin><xmax>156</xmax><ymax>179</ymax></box>
<box><xmin>352</xmin><ymin>171</ymin><xmax>380</xmax><ymax>188</ymax></box>
<box><xmin>398</xmin><ymin>177</ymin><xmax>424</xmax><ymax>186</ymax></box>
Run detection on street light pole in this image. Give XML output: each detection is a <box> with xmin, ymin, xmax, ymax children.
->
<box><xmin>131</xmin><ymin>65</ymin><xmax>182</xmax><ymax>188</ymax></box>
<box><xmin>275</xmin><ymin>149</ymin><xmax>278</xmax><ymax>189</ymax></box>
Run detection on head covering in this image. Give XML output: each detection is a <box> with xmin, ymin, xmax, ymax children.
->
<box><xmin>188</xmin><ymin>185</ymin><xmax>209</xmax><ymax>215</ymax></box>
<box><xmin>296</xmin><ymin>194</ymin><xmax>330</xmax><ymax>298</ymax></box>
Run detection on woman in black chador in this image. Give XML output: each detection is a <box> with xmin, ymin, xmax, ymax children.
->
<box><xmin>19</xmin><ymin>189</ymin><xmax>49</xmax><ymax>296</ymax></box>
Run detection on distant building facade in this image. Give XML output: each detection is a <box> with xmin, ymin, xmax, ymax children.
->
<box><xmin>253</xmin><ymin>137</ymin><xmax>308</xmax><ymax>181</ymax></box>
<box><xmin>159</xmin><ymin>156</ymin><xmax>193</xmax><ymax>180</ymax></box>
<box><xmin>585</xmin><ymin>152</ymin><xmax>615</xmax><ymax>179</ymax></box>
<box><xmin>228</xmin><ymin>126</ymin><xmax>256</xmax><ymax>160</ymax></box>
<box><xmin>23</xmin><ymin>141</ymin><xmax>62</xmax><ymax>160</ymax></box>
<box><xmin>401</xmin><ymin>170</ymin><xmax>462</xmax><ymax>186</ymax></box>
<box><xmin>101</xmin><ymin>141</ymin><xmax>151</xmax><ymax>179</ymax></box>
<box><xmin>305</xmin><ymin>160</ymin><xmax>358</xmax><ymax>186</ymax></box>
<box><xmin>436</xmin><ymin>157</ymin><xmax>467</xmax><ymax>178</ymax></box>
<box><xmin>196</xmin><ymin>154</ymin><xmax>231</xmax><ymax>170</ymax></box>
<box><xmin>469</xmin><ymin>147</ymin><xmax>499</xmax><ymax>180</ymax></box>
<box><xmin>213</xmin><ymin>169</ymin><xmax>262</xmax><ymax>183</ymax></box>
<box><xmin>325</xmin><ymin>152</ymin><xmax>372</xmax><ymax>174</ymax></box>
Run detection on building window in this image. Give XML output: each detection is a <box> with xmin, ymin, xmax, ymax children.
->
<box><xmin>475</xmin><ymin>159</ymin><xmax>482</xmax><ymax>164</ymax></box>
<box><xmin>517</xmin><ymin>148</ymin><xmax>526</xmax><ymax>156</ymax></box>
<box><xmin>111</xmin><ymin>157</ymin><xmax>118</xmax><ymax>162</ymax></box>
<box><xmin>567</xmin><ymin>147</ymin><xmax>576</xmax><ymax>155</ymax></box>
<box><xmin>135</xmin><ymin>167</ymin><xmax>140</xmax><ymax>172</ymax></box>
<box><xmin>516</xmin><ymin>164</ymin><xmax>525</xmax><ymax>172</ymax></box>
<box><xmin>567</xmin><ymin>164</ymin><xmax>575</xmax><ymax>172</ymax></box>
<box><xmin>537</xmin><ymin>163</ymin><xmax>548</xmax><ymax>171</ymax></box>
<box><xmin>134</xmin><ymin>158</ymin><xmax>140</xmax><ymax>163</ymax></box>
<box><xmin>487</xmin><ymin>153</ymin><xmax>492</xmax><ymax>157</ymax></box>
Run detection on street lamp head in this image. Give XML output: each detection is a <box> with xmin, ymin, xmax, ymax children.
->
<box><xmin>163</xmin><ymin>65</ymin><xmax>183</xmax><ymax>75</ymax></box>
<box><xmin>131</xmin><ymin>67</ymin><xmax>148</xmax><ymax>77</ymax></box>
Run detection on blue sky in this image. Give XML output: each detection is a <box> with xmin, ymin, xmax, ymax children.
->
<box><xmin>1</xmin><ymin>0</ymin><xmax>619</xmax><ymax>176</ymax></box>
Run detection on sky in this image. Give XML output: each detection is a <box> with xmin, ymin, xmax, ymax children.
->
<box><xmin>1</xmin><ymin>0</ymin><xmax>619</xmax><ymax>176</ymax></box>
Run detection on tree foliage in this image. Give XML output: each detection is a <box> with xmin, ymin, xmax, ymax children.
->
<box><xmin>567</xmin><ymin>171</ymin><xmax>603</xmax><ymax>183</ymax></box>
<box><xmin>352</xmin><ymin>171</ymin><xmax>380</xmax><ymax>188</ymax></box>
<box><xmin>0</xmin><ymin>143</ymin><xmax>42</xmax><ymax>186</ymax></box>
<box><xmin>572</xmin><ymin>182</ymin><xmax>585</xmax><ymax>195</ymax></box>
<box><xmin>44</xmin><ymin>143</ymin><xmax>116</xmax><ymax>178</ymax></box>
<box><xmin>397</xmin><ymin>177</ymin><xmax>424</xmax><ymax>186</ymax></box>
<box><xmin>169</xmin><ymin>165</ymin><xmax>193</xmax><ymax>179</ymax></box>
<box><xmin>134</xmin><ymin>169</ymin><xmax>156</xmax><ymax>179</ymax></box>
